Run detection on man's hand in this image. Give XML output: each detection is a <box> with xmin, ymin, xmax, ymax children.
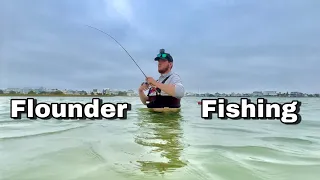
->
<box><xmin>138</xmin><ymin>82</ymin><xmax>149</xmax><ymax>92</ymax></box>
<box><xmin>146</xmin><ymin>77</ymin><xmax>158</xmax><ymax>87</ymax></box>
<box><xmin>138</xmin><ymin>82</ymin><xmax>150</xmax><ymax>105</ymax></box>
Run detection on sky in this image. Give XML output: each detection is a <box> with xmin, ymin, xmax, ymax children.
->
<box><xmin>0</xmin><ymin>0</ymin><xmax>319</xmax><ymax>93</ymax></box>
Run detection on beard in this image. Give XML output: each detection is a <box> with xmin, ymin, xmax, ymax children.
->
<box><xmin>158</xmin><ymin>64</ymin><xmax>170</xmax><ymax>74</ymax></box>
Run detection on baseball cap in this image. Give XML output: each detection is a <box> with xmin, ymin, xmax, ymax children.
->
<box><xmin>154</xmin><ymin>49</ymin><xmax>173</xmax><ymax>62</ymax></box>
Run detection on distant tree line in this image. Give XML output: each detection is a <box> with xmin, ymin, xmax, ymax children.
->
<box><xmin>0</xmin><ymin>89</ymin><xmax>128</xmax><ymax>96</ymax></box>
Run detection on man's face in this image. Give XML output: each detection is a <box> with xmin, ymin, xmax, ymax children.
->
<box><xmin>158</xmin><ymin>59</ymin><xmax>171</xmax><ymax>73</ymax></box>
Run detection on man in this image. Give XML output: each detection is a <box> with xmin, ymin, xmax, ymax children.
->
<box><xmin>138</xmin><ymin>49</ymin><xmax>185</xmax><ymax>108</ymax></box>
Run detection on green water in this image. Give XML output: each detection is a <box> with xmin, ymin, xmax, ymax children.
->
<box><xmin>0</xmin><ymin>96</ymin><xmax>319</xmax><ymax>180</ymax></box>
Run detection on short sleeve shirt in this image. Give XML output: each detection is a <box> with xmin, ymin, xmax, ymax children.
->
<box><xmin>147</xmin><ymin>71</ymin><xmax>185</xmax><ymax>99</ymax></box>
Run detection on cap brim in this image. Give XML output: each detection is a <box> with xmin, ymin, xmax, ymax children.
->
<box><xmin>155</xmin><ymin>57</ymin><xmax>168</xmax><ymax>61</ymax></box>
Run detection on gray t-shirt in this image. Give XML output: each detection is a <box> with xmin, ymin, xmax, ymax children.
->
<box><xmin>148</xmin><ymin>71</ymin><xmax>185</xmax><ymax>99</ymax></box>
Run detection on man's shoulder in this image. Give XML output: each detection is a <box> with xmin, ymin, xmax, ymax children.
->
<box><xmin>168</xmin><ymin>71</ymin><xmax>183</xmax><ymax>84</ymax></box>
<box><xmin>169</xmin><ymin>71</ymin><xmax>182</xmax><ymax>79</ymax></box>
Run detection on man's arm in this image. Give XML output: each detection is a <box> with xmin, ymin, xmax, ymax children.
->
<box><xmin>155</xmin><ymin>75</ymin><xmax>185</xmax><ymax>98</ymax></box>
<box><xmin>138</xmin><ymin>90</ymin><xmax>149</xmax><ymax>105</ymax></box>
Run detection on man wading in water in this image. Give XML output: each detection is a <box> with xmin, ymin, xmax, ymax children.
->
<box><xmin>138</xmin><ymin>49</ymin><xmax>185</xmax><ymax>108</ymax></box>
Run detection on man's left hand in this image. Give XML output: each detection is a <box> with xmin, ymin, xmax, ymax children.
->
<box><xmin>146</xmin><ymin>77</ymin><xmax>158</xmax><ymax>87</ymax></box>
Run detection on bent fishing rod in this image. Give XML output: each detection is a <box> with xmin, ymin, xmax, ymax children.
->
<box><xmin>85</xmin><ymin>25</ymin><xmax>148</xmax><ymax>78</ymax></box>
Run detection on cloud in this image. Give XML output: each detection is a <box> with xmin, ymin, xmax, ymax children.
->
<box><xmin>0</xmin><ymin>0</ymin><xmax>319</xmax><ymax>93</ymax></box>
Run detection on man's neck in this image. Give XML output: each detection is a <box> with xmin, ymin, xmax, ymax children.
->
<box><xmin>160</xmin><ymin>70</ymin><xmax>172</xmax><ymax>76</ymax></box>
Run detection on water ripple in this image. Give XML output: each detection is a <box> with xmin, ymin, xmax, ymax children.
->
<box><xmin>0</xmin><ymin>125</ymin><xmax>87</xmax><ymax>140</ymax></box>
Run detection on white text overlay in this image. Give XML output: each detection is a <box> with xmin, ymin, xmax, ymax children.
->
<box><xmin>10</xmin><ymin>98</ymin><xmax>131</xmax><ymax>120</ymax></box>
<box><xmin>201</xmin><ymin>98</ymin><xmax>301</xmax><ymax>124</ymax></box>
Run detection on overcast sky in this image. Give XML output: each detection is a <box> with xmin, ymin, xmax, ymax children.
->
<box><xmin>0</xmin><ymin>0</ymin><xmax>319</xmax><ymax>93</ymax></box>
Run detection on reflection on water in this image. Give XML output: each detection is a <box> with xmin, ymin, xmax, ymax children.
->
<box><xmin>134</xmin><ymin>109</ymin><xmax>187</xmax><ymax>174</ymax></box>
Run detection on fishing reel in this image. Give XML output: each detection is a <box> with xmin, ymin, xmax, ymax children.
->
<box><xmin>141</xmin><ymin>81</ymin><xmax>157</xmax><ymax>88</ymax></box>
<box><xmin>141</xmin><ymin>82</ymin><xmax>153</xmax><ymax>88</ymax></box>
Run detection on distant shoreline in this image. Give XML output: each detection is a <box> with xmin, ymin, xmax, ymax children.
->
<box><xmin>190</xmin><ymin>96</ymin><xmax>319</xmax><ymax>98</ymax></box>
<box><xmin>0</xmin><ymin>94</ymin><xmax>132</xmax><ymax>97</ymax></box>
<box><xmin>0</xmin><ymin>94</ymin><xmax>318</xmax><ymax>98</ymax></box>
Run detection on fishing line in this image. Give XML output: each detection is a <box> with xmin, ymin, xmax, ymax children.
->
<box><xmin>85</xmin><ymin>25</ymin><xmax>147</xmax><ymax>78</ymax></box>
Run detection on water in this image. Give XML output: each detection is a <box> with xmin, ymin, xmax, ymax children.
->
<box><xmin>0</xmin><ymin>96</ymin><xmax>319</xmax><ymax>180</ymax></box>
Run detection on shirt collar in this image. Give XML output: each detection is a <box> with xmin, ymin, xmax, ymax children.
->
<box><xmin>160</xmin><ymin>70</ymin><xmax>173</xmax><ymax>78</ymax></box>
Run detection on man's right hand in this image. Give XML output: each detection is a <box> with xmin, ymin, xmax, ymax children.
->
<box><xmin>139</xmin><ymin>82</ymin><xmax>149</xmax><ymax>92</ymax></box>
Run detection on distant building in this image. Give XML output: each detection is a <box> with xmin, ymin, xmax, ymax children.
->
<box><xmin>252</xmin><ymin>91</ymin><xmax>263</xmax><ymax>96</ymax></box>
<box><xmin>92</xmin><ymin>89</ymin><xmax>99</xmax><ymax>95</ymax></box>
<box><xmin>127</xmin><ymin>89</ymin><xmax>135</xmax><ymax>96</ymax></box>
<box><xmin>290</xmin><ymin>92</ymin><xmax>304</xmax><ymax>97</ymax></box>
<box><xmin>102</xmin><ymin>88</ymin><xmax>111</xmax><ymax>95</ymax></box>
<box><xmin>263</xmin><ymin>91</ymin><xmax>277</xmax><ymax>96</ymax></box>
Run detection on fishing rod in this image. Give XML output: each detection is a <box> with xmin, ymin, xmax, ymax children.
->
<box><xmin>85</xmin><ymin>25</ymin><xmax>148</xmax><ymax>78</ymax></box>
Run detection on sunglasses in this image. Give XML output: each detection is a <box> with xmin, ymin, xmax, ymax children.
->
<box><xmin>157</xmin><ymin>53</ymin><xmax>168</xmax><ymax>58</ymax></box>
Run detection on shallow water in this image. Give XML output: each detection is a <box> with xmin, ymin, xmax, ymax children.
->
<box><xmin>0</xmin><ymin>96</ymin><xmax>319</xmax><ymax>180</ymax></box>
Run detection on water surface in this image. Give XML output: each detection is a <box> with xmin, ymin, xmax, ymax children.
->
<box><xmin>0</xmin><ymin>96</ymin><xmax>319</xmax><ymax>180</ymax></box>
